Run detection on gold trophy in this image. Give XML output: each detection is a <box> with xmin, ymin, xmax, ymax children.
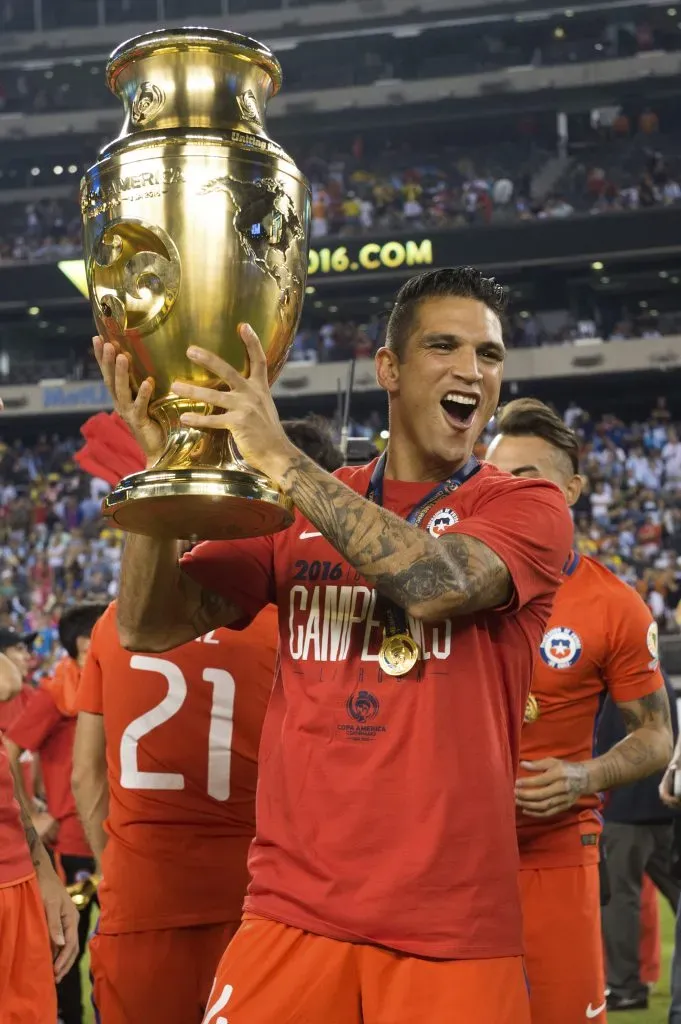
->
<box><xmin>81</xmin><ymin>28</ymin><xmax>310</xmax><ymax>540</ymax></box>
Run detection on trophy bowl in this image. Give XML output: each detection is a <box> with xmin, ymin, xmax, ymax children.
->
<box><xmin>81</xmin><ymin>27</ymin><xmax>311</xmax><ymax>540</ymax></box>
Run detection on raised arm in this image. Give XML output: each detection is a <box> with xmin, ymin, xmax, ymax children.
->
<box><xmin>117</xmin><ymin>534</ymin><xmax>243</xmax><ymax>651</ymax></box>
<box><xmin>91</xmin><ymin>337</ymin><xmax>247</xmax><ymax>652</ymax></box>
<box><xmin>276</xmin><ymin>450</ymin><xmax>511</xmax><ymax>620</ymax></box>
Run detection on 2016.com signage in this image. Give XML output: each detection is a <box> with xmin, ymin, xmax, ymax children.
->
<box><xmin>308</xmin><ymin>238</ymin><xmax>434</xmax><ymax>276</ymax></box>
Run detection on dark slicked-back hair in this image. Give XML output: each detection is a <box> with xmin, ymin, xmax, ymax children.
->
<box><xmin>59</xmin><ymin>603</ymin><xmax>108</xmax><ymax>660</ymax></box>
<box><xmin>496</xmin><ymin>398</ymin><xmax>580</xmax><ymax>474</ymax></box>
<box><xmin>282</xmin><ymin>416</ymin><xmax>344</xmax><ymax>472</ymax></box>
<box><xmin>385</xmin><ymin>266</ymin><xmax>507</xmax><ymax>360</ymax></box>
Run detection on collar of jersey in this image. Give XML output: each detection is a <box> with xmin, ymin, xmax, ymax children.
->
<box><xmin>562</xmin><ymin>549</ymin><xmax>580</xmax><ymax>577</ymax></box>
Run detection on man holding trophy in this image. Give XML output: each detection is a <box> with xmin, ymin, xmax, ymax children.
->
<box><xmin>87</xmin><ymin>26</ymin><xmax>572</xmax><ymax>1024</ymax></box>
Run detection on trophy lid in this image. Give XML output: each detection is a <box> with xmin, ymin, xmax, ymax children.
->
<box><xmin>107</xmin><ymin>26</ymin><xmax>282</xmax><ymax>97</ymax></box>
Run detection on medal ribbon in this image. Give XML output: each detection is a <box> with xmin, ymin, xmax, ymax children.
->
<box><xmin>366</xmin><ymin>451</ymin><xmax>482</xmax><ymax>645</ymax></box>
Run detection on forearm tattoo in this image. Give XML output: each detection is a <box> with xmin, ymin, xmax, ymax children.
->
<box><xmin>280</xmin><ymin>453</ymin><xmax>511</xmax><ymax>616</ymax></box>
<box><xmin>9</xmin><ymin>760</ymin><xmax>43</xmax><ymax>870</ymax></box>
<box><xmin>594</xmin><ymin>687</ymin><xmax>673</xmax><ymax>790</ymax></box>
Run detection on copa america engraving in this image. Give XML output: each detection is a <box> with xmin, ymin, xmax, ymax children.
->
<box><xmin>81</xmin><ymin>27</ymin><xmax>311</xmax><ymax>540</ymax></box>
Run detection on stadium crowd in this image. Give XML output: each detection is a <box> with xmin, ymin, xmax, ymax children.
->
<box><xmin>2</xmin><ymin>116</ymin><xmax>681</xmax><ymax>263</ymax></box>
<box><xmin>0</xmin><ymin>397</ymin><xmax>680</xmax><ymax>683</ymax></box>
<box><xmin>3</xmin><ymin>302</ymin><xmax>681</xmax><ymax>387</ymax></box>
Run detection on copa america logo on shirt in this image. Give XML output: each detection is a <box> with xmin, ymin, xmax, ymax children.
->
<box><xmin>539</xmin><ymin>626</ymin><xmax>583</xmax><ymax>670</ymax></box>
<box><xmin>346</xmin><ymin>691</ymin><xmax>380</xmax><ymax>724</ymax></box>
<box><xmin>426</xmin><ymin>508</ymin><xmax>459</xmax><ymax>537</ymax></box>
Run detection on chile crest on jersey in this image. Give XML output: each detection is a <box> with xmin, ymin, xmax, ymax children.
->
<box><xmin>539</xmin><ymin>625</ymin><xmax>583</xmax><ymax>670</ymax></box>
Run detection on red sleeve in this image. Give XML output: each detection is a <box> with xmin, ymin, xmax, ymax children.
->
<box><xmin>75</xmin><ymin>615</ymin><xmax>105</xmax><ymax>716</ymax></box>
<box><xmin>6</xmin><ymin>688</ymin><xmax>62</xmax><ymax>752</ymax></box>
<box><xmin>447</xmin><ymin>475</ymin><xmax>573</xmax><ymax>612</ymax></box>
<box><xmin>603</xmin><ymin>584</ymin><xmax>664</xmax><ymax>703</ymax></box>
<box><xmin>181</xmin><ymin>534</ymin><xmax>275</xmax><ymax>625</ymax></box>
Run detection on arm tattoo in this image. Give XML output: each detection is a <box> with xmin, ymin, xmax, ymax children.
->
<box><xmin>280</xmin><ymin>452</ymin><xmax>512</xmax><ymax>619</ymax></box>
<box><xmin>594</xmin><ymin>736</ymin><xmax>653</xmax><ymax>790</ymax></box>
<box><xmin>589</xmin><ymin>686</ymin><xmax>673</xmax><ymax>791</ymax></box>
<box><xmin>8</xmin><ymin>757</ymin><xmax>44</xmax><ymax>871</ymax></box>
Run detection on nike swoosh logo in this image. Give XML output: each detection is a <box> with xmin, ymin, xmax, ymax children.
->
<box><xmin>300</xmin><ymin>531</ymin><xmax>322</xmax><ymax>540</ymax></box>
<box><xmin>586</xmin><ymin>1002</ymin><xmax>606</xmax><ymax>1018</ymax></box>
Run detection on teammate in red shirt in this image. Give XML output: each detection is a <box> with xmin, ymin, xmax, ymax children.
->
<box><xmin>0</xmin><ymin>645</ymin><xmax>79</xmax><ymax>1023</ymax></box>
<box><xmin>74</xmin><ymin>603</ymin><xmax>277</xmax><ymax>1023</ymax></box>
<box><xmin>96</xmin><ymin>267</ymin><xmax>573</xmax><ymax>1023</ymax></box>
<box><xmin>486</xmin><ymin>398</ymin><xmax>672</xmax><ymax>1023</ymax></box>
<box><xmin>5</xmin><ymin>603</ymin><xmax>106</xmax><ymax>1024</ymax></box>
<box><xmin>71</xmin><ymin>418</ymin><xmax>343</xmax><ymax>1024</ymax></box>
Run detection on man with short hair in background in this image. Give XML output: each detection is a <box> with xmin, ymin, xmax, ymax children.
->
<box><xmin>487</xmin><ymin>398</ymin><xmax>673</xmax><ymax>1022</ymax></box>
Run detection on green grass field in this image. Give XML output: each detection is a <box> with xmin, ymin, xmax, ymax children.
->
<box><xmin>618</xmin><ymin>895</ymin><xmax>675</xmax><ymax>1024</ymax></box>
<box><xmin>79</xmin><ymin>899</ymin><xmax>677</xmax><ymax>1023</ymax></box>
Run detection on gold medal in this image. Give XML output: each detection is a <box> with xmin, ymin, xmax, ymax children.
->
<box><xmin>524</xmin><ymin>694</ymin><xmax>540</xmax><ymax>724</ymax></box>
<box><xmin>378</xmin><ymin>633</ymin><xmax>420</xmax><ymax>677</ymax></box>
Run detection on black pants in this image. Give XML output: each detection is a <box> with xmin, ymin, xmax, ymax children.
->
<box><xmin>601</xmin><ymin>821</ymin><xmax>680</xmax><ymax>1001</ymax></box>
<box><xmin>57</xmin><ymin>853</ymin><xmax>97</xmax><ymax>1024</ymax></box>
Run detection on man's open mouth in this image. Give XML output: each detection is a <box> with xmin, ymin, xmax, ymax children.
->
<box><xmin>440</xmin><ymin>391</ymin><xmax>480</xmax><ymax>429</ymax></box>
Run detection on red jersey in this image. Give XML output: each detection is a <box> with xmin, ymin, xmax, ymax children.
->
<box><xmin>75</xmin><ymin>601</ymin><xmax>277</xmax><ymax>934</ymax></box>
<box><xmin>0</xmin><ymin>745</ymin><xmax>32</xmax><ymax>887</ymax></box>
<box><xmin>517</xmin><ymin>553</ymin><xmax>664</xmax><ymax>868</ymax></box>
<box><xmin>0</xmin><ymin>684</ymin><xmax>35</xmax><ymax>732</ymax></box>
<box><xmin>0</xmin><ymin>685</ymin><xmax>37</xmax><ymax>804</ymax></box>
<box><xmin>182</xmin><ymin>461</ymin><xmax>572</xmax><ymax>959</ymax></box>
<box><xmin>7</xmin><ymin>687</ymin><xmax>90</xmax><ymax>858</ymax></box>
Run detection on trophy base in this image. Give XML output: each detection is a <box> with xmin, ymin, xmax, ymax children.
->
<box><xmin>102</xmin><ymin>467</ymin><xmax>294</xmax><ymax>540</ymax></box>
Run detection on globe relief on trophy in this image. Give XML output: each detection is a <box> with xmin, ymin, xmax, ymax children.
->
<box><xmin>81</xmin><ymin>27</ymin><xmax>311</xmax><ymax>540</ymax></box>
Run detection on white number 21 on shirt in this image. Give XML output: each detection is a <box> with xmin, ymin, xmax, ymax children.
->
<box><xmin>119</xmin><ymin>653</ymin><xmax>235</xmax><ymax>800</ymax></box>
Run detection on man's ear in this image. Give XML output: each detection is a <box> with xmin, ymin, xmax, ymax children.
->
<box><xmin>565</xmin><ymin>473</ymin><xmax>584</xmax><ymax>507</ymax></box>
<box><xmin>375</xmin><ymin>346</ymin><xmax>401</xmax><ymax>395</ymax></box>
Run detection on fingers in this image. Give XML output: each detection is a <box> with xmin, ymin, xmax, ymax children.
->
<box><xmin>660</xmin><ymin>769</ymin><xmax>681</xmax><ymax>807</ymax></box>
<box><xmin>519</xmin><ymin>803</ymin><xmax>571</xmax><ymax>818</ymax></box>
<box><xmin>520</xmin><ymin>759</ymin><xmax>557</xmax><ymax>772</ymax></box>
<box><xmin>179</xmin><ymin>411</ymin><xmax>234</xmax><ymax>429</ymax></box>
<box><xmin>93</xmin><ymin>335</ymin><xmax>137</xmax><ymax>416</ymax></box>
<box><xmin>186</xmin><ymin>346</ymin><xmax>242</xmax><ymax>388</ymax></box>
<box><xmin>53</xmin><ymin>901</ymin><xmax>79</xmax><ymax>982</ymax></box>
<box><xmin>93</xmin><ymin>335</ymin><xmax>114</xmax><ymax>394</ymax></box>
<box><xmin>132</xmin><ymin>378</ymin><xmax>155</xmax><ymax>422</ymax></box>
<box><xmin>172</xmin><ymin>381</ymin><xmax>235</xmax><ymax>408</ymax></box>
<box><xmin>239</xmin><ymin>322</ymin><xmax>267</xmax><ymax>379</ymax></box>
<box><xmin>516</xmin><ymin>771</ymin><xmax>561</xmax><ymax>790</ymax></box>
<box><xmin>184</xmin><ymin>323</ymin><xmax>267</xmax><ymax>385</ymax></box>
<box><xmin>114</xmin><ymin>351</ymin><xmax>134</xmax><ymax>408</ymax></box>
<box><xmin>515</xmin><ymin>780</ymin><xmax>567</xmax><ymax>804</ymax></box>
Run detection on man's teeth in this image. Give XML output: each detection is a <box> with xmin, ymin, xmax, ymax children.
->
<box><xmin>442</xmin><ymin>393</ymin><xmax>477</xmax><ymax>406</ymax></box>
